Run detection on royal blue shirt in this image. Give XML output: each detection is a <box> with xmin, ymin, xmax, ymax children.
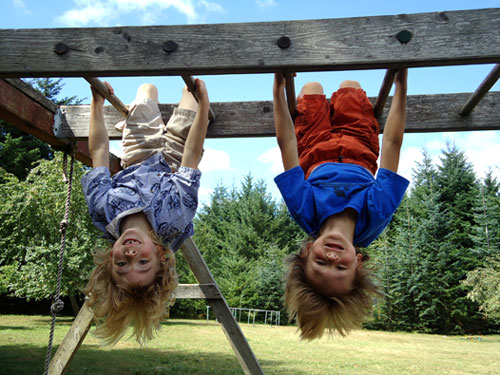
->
<box><xmin>274</xmin><ymin>163</ymin><xmax>409</xmax><ymax>247</ymax></box>
<box><xmin>81</xmin><ymin>153</ymin><xmax>201</xmax><ymax>252</ymax></box>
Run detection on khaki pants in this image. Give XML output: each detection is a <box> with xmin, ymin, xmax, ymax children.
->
<box><xmin>115</xmin><ymin>98</ymin><xmax>196</xmax><ymax>170</ymax></box>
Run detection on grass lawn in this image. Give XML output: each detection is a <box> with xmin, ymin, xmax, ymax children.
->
<box><xmin>1</xmin><ymin>314</ymin><xmax>499</xmax><ymax>375</ymax></box>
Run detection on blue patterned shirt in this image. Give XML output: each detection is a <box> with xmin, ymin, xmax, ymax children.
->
<box><xmin>81</xmin><ymin>153</ymin><xmax>201</xmax><ymax>252</ymax></box>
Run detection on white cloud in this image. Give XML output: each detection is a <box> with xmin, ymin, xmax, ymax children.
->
<box><xmin>199</xmin><ymin>0</ymin><xmax>225</xmax><ymax>14</ymax></box>
<box><xmin>54</xmin><ymin>0</ymin><xmax>223</xmax><ymax>27</ymax></box>
<box><xmin>256</xmin><ymin>0</ymin><xmax>277</xmax><ymax>8</ymax></box>
<box><xmin>258</xmin><ymin>146</ymin><xmax>283</xmax><ymax>174</ymax></box>
<box><xmin>398</xmin><ymin>131</ymin><xmax>500</xmax><ymax>188</ymax></box>
<box><xmin>57</xmin><ymin>3</ymin><xmax>111</xmax><ymax>27</ymax></box>
<box><xmin>12</xmin><ymin>0</ymin><xmax>31</xmax><ymax>15</ymax></box>
<box><xmin>459</xmin><ymin>131</ymin><xmax>500</xmax><ymax>181</ymax></box>
<box><xmin>199</xmin><ymin>148</ymin><xmax>231</xmax><ymax>173</ymax></box>
<box><xmin>197</xmin><ymin>186</ymin><xmax>213</xmax><ymax>206</ymax></box>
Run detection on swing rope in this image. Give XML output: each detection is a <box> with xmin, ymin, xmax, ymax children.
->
<box><xmin>43</xmin><ymin>145</ymin><xmax>76</xmax><ymax>375</ymax></box>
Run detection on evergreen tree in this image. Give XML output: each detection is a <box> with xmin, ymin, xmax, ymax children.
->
<box><xmin>370</xmin><ymin>145</ymin><xmax>495</xmax><ymax>334</ymax></box>
<box><xmin>174</xmin><ymin>175</ymin><xmax>301</xmax><ymax>318</ymax></box>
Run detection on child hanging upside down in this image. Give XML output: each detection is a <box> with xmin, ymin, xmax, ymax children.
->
<box><xmin>273</xmin><ymin>69</ymin><xmax>409</xmax><ymax>339</ymax></box>
<box><xmin>81</xmin><ymin>79</ymin><xmax>210</xmax><ymax>344</ymax></box>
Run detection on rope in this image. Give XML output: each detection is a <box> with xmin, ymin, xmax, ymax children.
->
<box><xmin>43</xmin><ymin>145</ymin><xmax>76</xmax><ymax>375</ymax></box>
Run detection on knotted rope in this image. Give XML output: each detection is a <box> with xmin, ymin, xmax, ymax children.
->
<box><xmin>43</xmin><ymin>146</ymin><xmax>76</xmax><ymax>375</ymax></box>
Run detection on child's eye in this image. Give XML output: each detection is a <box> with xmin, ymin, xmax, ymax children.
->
<box><xmin>315</xmin><ymin>260</ymin><xmax>326</xmax><ymax>266</ymax></box>
<box><xmin>116</xmin><ymin>261</ymin><xmax>127</xmax><ymax>267</ymax></box>
<box><xmin>336</xmin><ymin>265</ymin><xmax>347</xmax><ymax>270</ymax></box>
<box><xmin>139</xmin><ymin>259</ymin><xmax>149</xmax><ymax>265</ymax></box>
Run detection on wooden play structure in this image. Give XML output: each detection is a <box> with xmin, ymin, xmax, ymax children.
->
<box><xmin>0</xmin><ymin>8</ymin><xmax>499</xmax><ymax>375</ymax></box>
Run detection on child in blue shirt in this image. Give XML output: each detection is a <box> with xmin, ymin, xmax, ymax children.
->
<box><xmin>82</xmin><ymin>79</ymin><xmax>210</xmax><ymax>344</ymax></box>
<box><xmin>273</xmin><ymin>70</ymin><xmax>409</xmax><ymax>339</ymax></box>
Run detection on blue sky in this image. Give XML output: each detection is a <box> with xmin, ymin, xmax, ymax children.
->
<box><xmin>3</xmin><ymin>0</ymin><xmax>500</xmax><ymax>206</ymax></box>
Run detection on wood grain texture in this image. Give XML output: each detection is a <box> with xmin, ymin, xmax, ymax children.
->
<box><xmin>48</xmin><ymin>301</ymin><xmax>93</xmax><ymax>375</ymax></box>
<box><xmin>1</xmin><ymin>8</ymin><xmax>499</xmax><ymax>77</ymax></box>
<box><xmin>57</xmin><ymin>91</ymin><xmax>500</xmax><ymax>140</ymax></box>
<box><xmin>180</xmin><ymin>239</ymin><xmax>264</xmax><ymax>375</ymax></box>
<box><xmin>174</xmin><ymin>284</ymin><xmax>222</xmax><ymax>299</ymax></box>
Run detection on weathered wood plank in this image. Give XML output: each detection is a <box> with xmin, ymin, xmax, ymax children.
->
<box><xmin>460</xmin><ymin>64</ymin><xmax>500</xmax><ymax>116</ymax></box>
<box><xmin>57</xmin><ymin>91</ymin><xmax>500</xmax><ymax>140</ymax></box>
<box><xmin>48</xmin><ymin>301</ymin><xmax>93</xmax><ymax>375</ymax></box>
<box><xmin>47</xmin><ymin>283</ymin><xmax>224</xmax><ymax>374</ymax></box>
<box><xmin>175</xmin><ymin>283</ymin><xmax>222</xmax><ymax>299</ymax></box>
<box><xmin>1</xmin><ymin>8</ymin><xmax>499</xmax><ymax>78</ymax></box>
<box><xmin>181</xmin><ymin>239</ymin><xmax>264</xmax><ymax>375</ymax></box>
<box><xmin>0</xmin><ymin>78</ymin><xmax>122</xmax><ymax>174</ymax></box>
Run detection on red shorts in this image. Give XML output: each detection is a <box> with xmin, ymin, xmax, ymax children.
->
<box><xmin>295</xmin><ymin>87</ymin><xmax>380</xmax><ymax>178</ymax></box>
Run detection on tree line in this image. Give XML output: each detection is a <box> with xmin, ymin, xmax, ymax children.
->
<box><xmin>0</xmin><ymin>79</ymin><xmax>498</xmax><ymax>334</ymax></box>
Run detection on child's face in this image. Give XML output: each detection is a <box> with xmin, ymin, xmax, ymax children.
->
<box><xmin>303</xmin><ymin>232</ymin><xmax>362</xmax><ymax>297</ymax></box>
<box><xmin>110</xmin><ymin>228</ymin><xmax>165</xmax><ymax>287</ymax></box>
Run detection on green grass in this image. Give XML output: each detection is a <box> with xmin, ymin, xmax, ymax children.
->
<box><xmin>1</xmin><ymin>315</ymin><xmax>499</xmax><ymax>375</ymax></box>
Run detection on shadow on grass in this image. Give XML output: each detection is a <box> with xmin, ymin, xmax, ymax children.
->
<box><xmin>0</xmin><ymin>343</ymin><xmax>307</xmax><ymax>375</ymax></box>
<box><xmin>32</xmin><ymin>316</ymin><xmax>75</xmax><ymax>325</ymax></box>
<box><xmin>161</xmin><ymin>320</ymin><xmax>219</xmax><ymax>328</ymax></box>
<box><xmin>0</xmin><ymin>325</ymin><xmax>33</xmax><ymax>331</ymax></box>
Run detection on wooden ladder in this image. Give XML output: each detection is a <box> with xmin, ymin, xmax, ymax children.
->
<box><xmin>47</xmin><ymin>238</ymin><xmax>264</xmax><ymax>375</ymax></box>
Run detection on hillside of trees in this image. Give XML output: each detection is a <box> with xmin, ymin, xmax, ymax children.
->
<box><xmin>0</xmin><ymin>79</ymin><xmax>498</xmax><ymax>334</ymax></box>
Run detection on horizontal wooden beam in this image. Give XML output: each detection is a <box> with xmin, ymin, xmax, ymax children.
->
<box><xmin>1</xmin><ymin>8</ymin><xmax>499</xmax><ymax>78</ymax></box>
<box><xmin>0</xmin><ymin>79</ymin><xmax>122</xmax><ymax>174</ymax></box>
<box><xmin>57</xmin><ymin>91</ymin><xmax>500</xmax><ymax>140</ymax></box>
<box><xmin>175</xmin><ymin>284</ymin><xmax>222</xmax><ymax>299</ymax></box>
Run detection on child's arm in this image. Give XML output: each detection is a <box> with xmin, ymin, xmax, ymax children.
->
<box><xmin>181</xmin><ymin>79</ymin><xmax>210</xmax><ymax>169</ymax></box>
<box><xmin>273</xmin><ymin>73</ymin><xmax>300</xmax><ymax>171</ymax></box>
<box><xmin>379</xmin><ymin>68</ymin><xmax>408</xmax><ymax>173</ymax></box>
<box><xmin>88</xmin><ymin>82</ymin><xmax>113</xmax><ymax>168</ymax></box>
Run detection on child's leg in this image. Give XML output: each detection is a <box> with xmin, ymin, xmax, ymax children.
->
<box><xmin>294</xmin><ymin>82</ymin><xmax>333</xmax><ymax>175</ymax></box>
<box><xmin>330</xmin><ymin>80</ymin><xmax>380</xmax><ymax>174</ymax></box>
<box><xmin>135</xmin><ymin>83</ymin><xmax>159</xmax><ymax>104</ymax></box>
<box><xmin>162</xmin><ymin>86</ymin><xmax>198</xmax><ymax>171</ymax></box>
<box><xmin>298</xmin><ymin>81</ymin><xmax>324</xmax><ymax>97</ymax></box>
<box><xmin>339</xmin><ymin>80</ymin><xmax>361</xmax><ymax>89</ymax></box>
<box><xmin>117</xmin><ymin>84</ymin><xmax>167</xmax><ymax>169</ymax></box>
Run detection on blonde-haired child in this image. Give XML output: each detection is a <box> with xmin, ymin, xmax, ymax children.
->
<box><xmin>273</xmin><ymin>70</ymin><xmax>408</xmax><ymax>339</ymax></box>
<box><xmin>81</xmin><ymin>79</ymin><xmax>209</xmax><ymax>344</ymax></box>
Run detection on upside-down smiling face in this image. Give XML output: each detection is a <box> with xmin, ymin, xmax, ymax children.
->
<box><xmin>110</xmin><ymin>228</ymin><xmax>165</xmax><ymax>287</ymax></box>
<box><xmin>303</xmin><ymin>231</ymin><xmax>362</xmax><ymax>297</ymax></box>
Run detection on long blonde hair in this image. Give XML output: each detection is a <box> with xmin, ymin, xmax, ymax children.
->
<box><xmin>285</xmin><ymin>238</ymin><xmax>381</xmax><ymax>340</ymax></box>
<box><xmin>83</xmin><ymin>232</ymin><xmax>178</xmax><ymax>345</ymax></box>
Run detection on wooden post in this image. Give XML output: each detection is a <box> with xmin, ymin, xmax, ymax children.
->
<box><xmin>284</xmin><ymin>72</ymin><xmax>297</xmax><ymax>118</ymax></box>
<box><xmin>84</xmin><ymin>77</ymin><xmax>129</xmax><ymax>117</ymax></box>
<box><xmin>181</xmin><ymin>75</ymin><xmax>216</xmax><ymax>122</ymax></box>
<box><xmin>460</xmin><ymin>64</ymin><xmax>500</xmax><ymax>116</ymax></box>
<box><xmin>48</xmin><ymin>301</ymin><xmax>94</xmax><ymax>375</ymax></box>
<box><xmin>181</xmin><ymin>239</ymin><xmax>264</xmax><ymax>375</ymax></box>
<box><xmin>373</xmin><ymin>68</ymin><xmax>397</xmax><ymax>118</ymax></box>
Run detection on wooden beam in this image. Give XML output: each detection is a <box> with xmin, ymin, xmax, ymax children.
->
<box><xmin>460</xmin><ymin>64</ymin><xmax>500</xmax><ymax>116</ymax></box>
<box><xmin>47</xmin><ymin>283</ymin><xmax>224</xmax><ymax>375</ymax></box>
<box><xmin>57</xmin><ymin>91</ymin><xmax>500</xmax><ymax>140</ymax></box>
<box><xmin>48</xmin><ymin>301</ymin><xmax>94</xmax><ymax>375</ymax></box>
<box><xmin>284</xmin><ymin>72</ymin><xmax>297</xmax><ymax>118</ymax></box>
<box><xmin>175</xmin><ymin>283</ymin><xmax>222</xmax><ymax>299</ymax></box>
<box><xmin>181</xmin><ymin>75</ymin><xmax>216</xmax><ymax>122</ymax></box>
<box><xmin>1</xmin><ymin>8</ymin><xmax>500</xmax><ymax>78</ymax></box>
<box><xmin>84</xmin><ymin>77</ymin><xmax>129</xmax><ymax>117</ymax></box>
<box><xmin>373</xmin><ymin>69</ymin><xmax>397</xmax><ymax>118</ymax></box>
<box><xmin>0</xmin><ymin>78</ymin><xmax>122</xmax><ymax>174</ymax></box>
<box><xmin>181</xmin><ymin>239</ymin><xmax>264</xmax><ymax>375</ymax></box>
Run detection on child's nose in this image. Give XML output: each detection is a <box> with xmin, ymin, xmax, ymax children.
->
<box><xmin>125</xmin><ymin>248</ymin><xmax>137</xmax><ymax>257</ymax></box>
<box><xmin>326</xmin><ymin>252</ymin><xmax>339</xmax><ymax>261</ymax></box>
